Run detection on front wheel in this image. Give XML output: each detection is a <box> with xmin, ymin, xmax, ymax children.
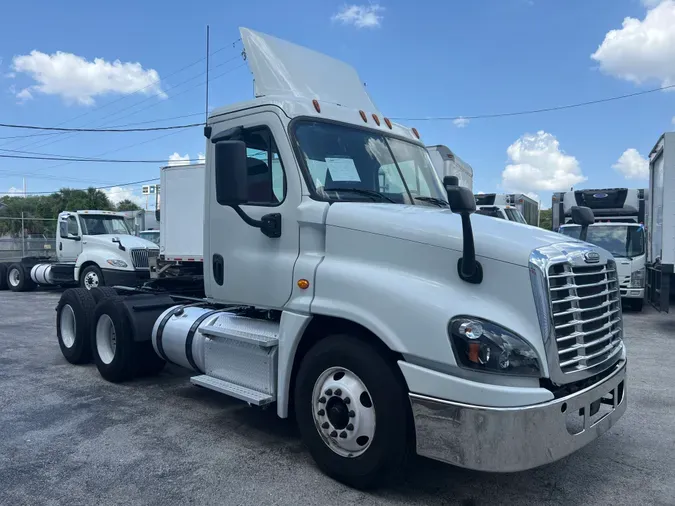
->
<box><xmin>294</xmin><ymin>334</ymin><xmax>412</xmax><ymax>489</ymax></box>
<box><xmin>80</xmin><ymin>265</ymin><xmax>104</xmax><ymax>290</ymax></box>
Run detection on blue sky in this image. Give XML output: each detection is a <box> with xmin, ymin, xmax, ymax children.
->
<box><xmin>1</xmin><ymin>0</ymin><xmax>674</xmax><ymax>208</ymax></box>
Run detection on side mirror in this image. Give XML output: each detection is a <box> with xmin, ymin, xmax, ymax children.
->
<box><xmin>571</xmin><ymin>206</ymin><xmax>594</xmax><ymax>242</ymax></box>
<box><xmin>214</xmin><ymin>140</ymin><xmax>248</xmax><ymax>206</ymax></box>
<box><xmin>447</xmin><ymin>185</ymin><xmax>482</xmax><ymax>284</ymax></box>
<box><xmin>71</xmin><ymin>235</ymin><xmax>82</xmax><ymax>242</ymax></box>
<box><xmin>443</xmin><ymin>175</ymin><xmax>459</xmax><ymax>196</ymax></box>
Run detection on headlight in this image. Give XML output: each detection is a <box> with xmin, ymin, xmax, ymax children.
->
<box><xmin>106</xmin><ymin>259</ymin><xmax>128</xmax><ymax>268</ymax></box>
<box><xmin>630</xmin><ymin>269</ymin><xmax>645</xmax><ymax>288</ymax></box>
<box><xmin>449</xmin><ymin>317</ymin><xmax>542</xmax><ymax>377</ymax></box>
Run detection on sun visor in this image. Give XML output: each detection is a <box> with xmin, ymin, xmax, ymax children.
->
<box><xmin>240</xmin><ymin>27</ymin><xmax>378</xmax><ymax>112</ymax></box>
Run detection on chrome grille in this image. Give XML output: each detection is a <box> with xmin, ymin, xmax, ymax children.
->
<box><xmin>548</xmin><ymin>260</ymin><xmax>622</xmax><ymax>375</ymax></box>
<box><xmin>130</xmin><ymin>248</ymin><xmax>158</xmax><ymax>269</ymax></box>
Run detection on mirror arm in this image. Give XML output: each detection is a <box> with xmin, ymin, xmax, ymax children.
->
<box><xmin>231</xmin><ymin>205</ymin><xmax>282</xmax><ymax>239</ymax></box>
<box><xmin>457</xmin><ymin>213</ymin><xmax>483</xmax><ymax>284</ymax></box>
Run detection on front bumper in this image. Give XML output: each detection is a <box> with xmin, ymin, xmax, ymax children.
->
<box><xmin>410</xmin><ymin>359</ymin><xmax>627</xmax><ymax>472</ymax></box>
<box><xmin>620</xmin><ymin>286</ymin><xmax>644</xmax><ymax>299</ymax></box>
<box><xmin>102</xmin><ymin>268</ymin><xmax>150</xmax><ymax>287</ymax></box>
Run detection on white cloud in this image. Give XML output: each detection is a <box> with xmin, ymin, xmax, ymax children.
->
<box><xmin>99</xmin><ymin>186</ymin><xmax>144</xmax><ymax>206</ymax></box>
<box><xmin>502</xmin><ymin>131</ymin><xmax>587</xmax><ymax>192</ymax></box>
<box><xmin>591</xmin><ymin>1</ymin><xmax>675</xmax><ymax>89</ymax></box>
<box><xmin>612</xmin><ymin>148</ymin><xmax>649</xmax><ymax>179</ymax></box>
<box><xmin>332</xmin><ymin>4</ymin><xmax>384</xmax><ymax>28</ymax></box>
<box><xmin>1</xmin><ymin>187</ymin><xmax>24</xmax><ymax>197</ymax></box>
<box><xmin>167</xmin><ymin>152</ymin><xmax>205</xmax><ymax>166</ymax></box>
<box><xmin>453</xmin><ymin>117</ymin><xmax>470</xmax><ymax>128</ymax></box>
<box><xmin>16</xmin><ymin>88</ymin><xmax>32</xmax><ymax>102</ymax></box>
<box><xmin>11</xmin><ymin>50</ymin><xmax>166</xmax><ymax>105</ymax></box>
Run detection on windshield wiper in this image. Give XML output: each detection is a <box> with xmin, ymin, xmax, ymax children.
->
<box><xmin>413</xmin><ymin>196</ymin><xmax>449</xmax><ymax>208</ymax></box>
<box><xmin>322</xmin><ymin>187</ymin><xmax>396</xmax><ymax>203</ymax></box>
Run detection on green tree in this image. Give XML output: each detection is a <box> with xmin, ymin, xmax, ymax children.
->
<box><xmin>539</xmin><ymin>208</ymin><xmax>552</xmax><ymax>231</ymax></box>
<box><xmin>116</xmin><ymin>199</ymin><xmax>141</xmax><ymax>211</ymax></box>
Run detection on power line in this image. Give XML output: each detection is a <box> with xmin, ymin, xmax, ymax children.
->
<box><xmin>16</xmin><ymin>177</ymin><xmax>161</xmax><ymax>195</ymax></box>
<box><xmin>391</xmin><ymin>83</ymin><xmax>675</xmax><ymax>121</ymax></box>
<box><xmin>0</xmin><ymin>121</ymin><xmax>204</xmax><ymax>133</ymax></box>
<box><xmin>0</xmin><ymin>153</ymin><xmax>203</xmax><ymax>163</ymax></box>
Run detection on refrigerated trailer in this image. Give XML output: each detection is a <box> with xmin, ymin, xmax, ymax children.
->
<box><xmin>53</xmin><ymin>27</ymin><xmax>627</xmax><ymax>489</ymax></box>
<box><xmin>427</xmin><ymin>145</ymin><xmax>473</xmax><ymax>190</ymax></box>
<box><xmin>474</xmin><ymin>193</ymin><xmax>539</xmax><ymax>226</ymax></box>
<box><xmin>552</xmin><ymin>188</ymin><xmax>645</xmax><ymax>230</ymax></box>
<box><xmin>646</xmin><ymin>133</ymin><xmax>675</xmax><ymax>312</ymax></box>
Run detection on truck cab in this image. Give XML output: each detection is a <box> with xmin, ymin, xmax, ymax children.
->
<box><xmin>559</xmin><ymin>222</ymin><xmax>646</xmax><ymax>310</ymax></box>
<box><xmin>58</xmin><ymin>27</ymin><xmax>627</xmax><ymax>489</ymax></box>
<box><xmin>475</xmin><ymin>204</ymin><xmax>528</xmax><ymax>223</ymax></box>
<box><xmin>475</xmin><ymin>193</ymin><xmax>539</xmax><ymax>226</ymax></box>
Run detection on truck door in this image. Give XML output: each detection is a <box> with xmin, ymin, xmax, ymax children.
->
<box><xmin>57</xmin><ymin>213</ymin><xmax>82</xmax><ymax>263</ymax></box>
<box><xmin>206</xmin><ymin>111</ymin><xmax>301</xmax><ymax>308</ymax></box>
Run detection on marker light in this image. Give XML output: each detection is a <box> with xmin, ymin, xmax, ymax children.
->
<box><xmin>297</xmin><ymin>279</ymin><xmax>310</xmax><ymax>290</ymax></box>
<box><xmin>384</xmin><ymin>117</ymin><xmax>393</xmax><ymax>129</ymax></box>
<box><xmin>372</xmin><ymin>114</ymin><xmax>380</xmax><ymax>126</ymax></box>
<box><xmin>313</xmin><ymin>100</ymin><xmax>321</xmax><ymax>113</ymax></box>
<box><xmin>412</xmin><ymin>127</ymin><xmax>420</xmax><ymax>139</ymax></box>
<box><xmin>359</xmin><ymin>110</ymin><xmax>368</xmax><ymax>123</ymax></box>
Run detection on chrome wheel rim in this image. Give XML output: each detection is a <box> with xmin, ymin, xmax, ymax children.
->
<box><xmin>59</xmin><ymin>304</ymin><xmax>76</xmax><ymax>348</ymax></box>
<box><xmin>96</xmin><ymin>314</ymin><xmax>116</xmax><ymax>365</ymax></box>
<box><xmin>312</xmin><ymin>367</ymin><xmax>376</xmax><ymax>458</ymax></box>
<box><xmin>84</xmin><ymin>271</ymin><xmax>99</xmax><ymax>290</ymax></box>
<box><xmin>8</xmin><ymin>268</ymin><xmax>20</xmax><ymax>287</ymax></box>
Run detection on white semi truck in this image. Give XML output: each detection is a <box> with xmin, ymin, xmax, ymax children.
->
<box><xmin>552</xmin><ymin>188</ymin><xmax>647</xmax><ymax>311</ymax></box>
<box><xmin>427</xmin><ymin>144</ymin><xmax>473</xmax><ymax>190</ymax></box>
<box><xmin>54</xmin><ymin>28</ymin><xmax>627</xmax><ymax>489</ymax></box>
<box><xmin>475</xmin><ymin>193</ymin><xmax>539</xmax><ymax>226</ymax></box>
<box><xmin>0</xmin><ymin>210</ymin><xmax>158</xmax><ymax>292</ymax></box>
<box><xmin>646</xmin><ymin>133</ymin><xmax>675</xmax><ymax>312</ymax></box>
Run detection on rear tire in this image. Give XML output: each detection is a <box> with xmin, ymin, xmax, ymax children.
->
<box><xmin>90</xmin><ymin>286</ymin><xmax>119</xmax><ymax>304</ymax></box>
<box><xmin>632</xmin><ymin>298</ymin><xmax>644</xmax><ymax>311</ymax></box>
<box><xmin>92</xmin><ymin>297</ymin><xmax>137</xmax><ymax>382</ymax></box>
<box><xmin>0</xmin><ymin>264</ymin><xmax>7</xmax><ymax>290</ymax></box>
<box><xmin>294</xmin><ymin>334</ymin><xmax>411</xmax><ymax>489</ymax></box>
<box><xmin>56</xmin><ymin>288</ymin><xmax>96</xmax><ymax>364</ymax></box>
<box><xmin>80</xmin><ymin>264</ymin><xmax>105</xmax><ymax>291</ymax></box>
<box><xmin>7</xmin><ymin>263</ymin><xmax>35</xmax><ymax>292</ymax></box>
<box><xmin>135</xmin><ymin>341</ymin><xmax>166</xmax><ymax>377</ymax></box>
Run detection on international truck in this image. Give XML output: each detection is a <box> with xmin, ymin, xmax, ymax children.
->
<box><xmin>474</xmin><ymin>193</ymin><xmax>539</xmax><ymax>226</ymax></box>
<box><xmin>646</xmin><ymin>133</ymin><xmax>675</xmax><ymax>312</ymax></box>
<box><xmin>53</xmin><ymin>27</ymin><xmax>627</xmax><ymax>489</ymax></box>
<box><xmin>552</xmin><ymin>188</ymin><xmax>647</xmax><ymax>311</ymax></box>
<box><xmin>0</xmin><ymin>210</ymin><xmax>158</xmax><ymax>292</ymax></box>
<box><xmin>427</xmin><ymin>144</ymin><xmax>473</xmax><ymax>190</ymax></box>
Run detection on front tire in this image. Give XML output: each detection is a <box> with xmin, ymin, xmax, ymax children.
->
<box><xmin>0</xmin><ymin>264</ymin><xmax>7</xmax><ymax>290</ymax></box>
<box><xmin>80</xmin><ymin>265</ymin><xmax>104</xmax><ymax>290</ymax></box>
<box><xmin>294</xmin><ymin>334</ymin><xmax>411</xmax><ymax>489</ymax></box>
<box><xmin>7</xmin><ymin>263</ymin><xmax>35</xmax><ymax>292</ymax></box>
<box><xmin>56</xmin><ymin>288</ymin><xmax>96</xmax><ymax>364</ymax></box>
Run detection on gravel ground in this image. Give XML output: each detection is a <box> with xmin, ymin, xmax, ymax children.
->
<box><xmin>0</xmin><ymin>289</ymin><xmax>673</xmax><ymax>506</ymax></box>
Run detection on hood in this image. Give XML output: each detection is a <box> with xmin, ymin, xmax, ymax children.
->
<box><xmin>326</xmin><ymin>203</ymin><xmax>576</xmax><ymax>267</ymax></box>
<box><xmin>84</xmin><ymin>234</ymin><xmax>159</xmax><ymax>250</ymax></box>
<box><xmin>239</xmin><ymin>27</ymin><xmax>378</xmax><ymax>112</ymax></box>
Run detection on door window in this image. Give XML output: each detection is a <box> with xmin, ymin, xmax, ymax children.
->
<box><xmin>60</xmin><ymin>216</ymin><xmax>79</xmax><ymax>238</ymax></box>
<box><xmin>242</xmin><ymin>127</ymin><xmax>286</xmax><ymax>205</ymax></box>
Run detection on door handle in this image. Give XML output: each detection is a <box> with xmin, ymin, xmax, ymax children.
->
<box><xmin>59</xmin><ymin>243</ymin><xmax>62</xmax><ymax>251</ymax></box>
<box><xmin>212</xmin><ymin>254</ymin><xmax>224</xmax><ymax>286</ymax></box>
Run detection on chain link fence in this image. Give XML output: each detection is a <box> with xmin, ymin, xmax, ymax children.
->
<box><xmin>0</xmin><ymin>214</ymin><xmax>57</xmax><ymax>263</ymax></box>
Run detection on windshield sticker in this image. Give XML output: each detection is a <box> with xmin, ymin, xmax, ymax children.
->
<box><xmin>325</xmin><ymin>157</ymin><xmax>361</xmax><ymax>182</ymax></box>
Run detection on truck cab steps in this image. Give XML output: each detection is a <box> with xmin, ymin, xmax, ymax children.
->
<box><xmin>190</xmin><ymin>375</ymin><xmax>274</xmax><ymax>405</ymax></box>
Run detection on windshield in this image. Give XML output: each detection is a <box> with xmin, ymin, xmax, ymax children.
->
<box><xmin>504</xmin><ymin>208</ymin><xmax>527</xmax><ymax>224</ymax></box>
<box><xmin>140</xmin><ymin>232</ymin><xmax>160</xmax><ymax>245</ymax></box>
<box><xmin>293</xmin><ymin>121</ymin><xmax>447</xmax><ymax>205</ymax></box>
<box><xmin>80</xmin><ymin>215</ymin><xmax>131</xmax><ymax>236</ymax></box>
<box><xmin>476</xmin><ymin>207</ymin><xmax>505</xmax><ymax>219</ymax></box>
<box><xmin>560</xmin><ymin>225</ymin><xmax>645</xmax><ymax>258</ymax></box>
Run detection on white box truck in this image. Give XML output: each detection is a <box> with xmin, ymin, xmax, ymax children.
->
<box><xmin>474</xmin><ymin>193</ymin><xmax>539</xmax><ymax>226</ymax></box>
<box><xmin>0</xmin><ymin>210</ymin><xmax>158</xmax><ymax>292</ymax></box>
<box><xmin>53</xmin><ymin>28</ymin><xmax>627</xmax><ymax>489</ymax></box>
<box><xmin>646</xmin><ymin>133</ymin><xmax>675</xmax><ymax>312</ymax></box>
<box><xmin>427</xmin><ymin>145</ymin><xmax>473</xmax><ymax>190</ymax></box>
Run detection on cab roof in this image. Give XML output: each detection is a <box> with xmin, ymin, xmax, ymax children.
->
<box><xmin>208</xmin><ymin>28</ymin><xmax>422</xmax><ymax>146</ymax></box>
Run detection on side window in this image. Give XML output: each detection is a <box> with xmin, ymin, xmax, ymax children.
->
<box><xmin>243</xmin><ymin>127</ymin><xmax>286</xmax><ymax>205</ymax></box>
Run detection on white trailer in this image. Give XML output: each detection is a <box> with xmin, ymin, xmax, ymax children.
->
<box><xmin>53</xmin><ymin>27</ymin><xmax>626</xmax><ymax>489</ymax></box>
<box><xmin>0</xmin><ymin>210</ymin><xmax>158</xmax><ymax>292</ymax></box>
<box><xmin>474</xmin><ymin>193</ymin><xmax>539</xmax><ymax>226</ymax></box>
<box><xmin>552</xmin><ymin>188</ymin><xmax>645</xmax><ymax>230</ymax></box>
<box><xmin>646</xmin><ymin>133</ymin><xmax>675</xmax><ymax>312</ymax></box>
<box><xmin>426</xmin><ymin>145</ymin><xmax>473</xmax><ymax>190</ymax></box>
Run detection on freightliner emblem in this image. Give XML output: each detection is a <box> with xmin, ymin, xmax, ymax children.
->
<box><xmin>584</xmin><ymin>251</ymin><xmax>600</xmax><ymax>264</ymax></box>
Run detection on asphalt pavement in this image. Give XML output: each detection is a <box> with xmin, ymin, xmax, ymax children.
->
<box><xmin>0</xmin><ymin>289</ymin><xmax>673</xmax><ymax>506</ymax></box>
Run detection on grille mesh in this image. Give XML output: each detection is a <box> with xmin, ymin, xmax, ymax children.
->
<box><xmin>548</xmin><ymin>261</ymin><xmax>622</xmax><ymax>374</ymax></box>
<box><xmin>130</xmin><ymin>248</ymin><xmax>158</xmax><ymax>269</ymax></box>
